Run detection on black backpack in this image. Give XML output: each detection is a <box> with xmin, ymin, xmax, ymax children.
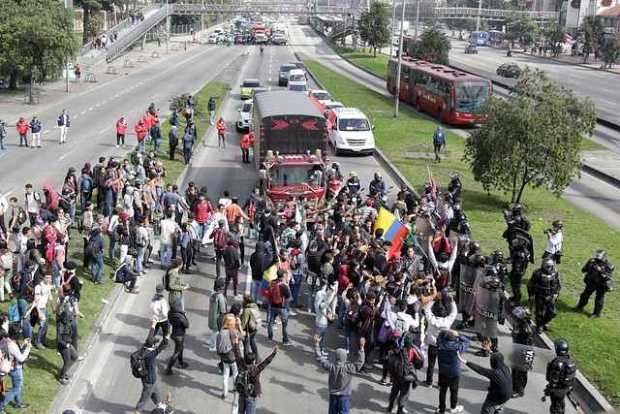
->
<box><xmin>560</xmin><ymin>359</ymin><xmax>577</xmax><ymax>388</ymax></box>
<box><xmin>235</xmin><ymin>369</ymin><xmax>256</xmax><ymax>396</ymax></box>
<box><xmin>130</xmin><ymin>348</ymin><xmax>148</xmax><ymax>379</ymax></box>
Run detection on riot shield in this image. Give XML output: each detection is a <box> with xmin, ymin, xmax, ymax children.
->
<box><xmin>508</xmin><ymin>343</ymin><xmax>556</xmax><ymax>372</ymax></box>
<box><xmin>458</xmin><ymin>262</ymin><xmax>477</xmax><ymax>315</ymax></box>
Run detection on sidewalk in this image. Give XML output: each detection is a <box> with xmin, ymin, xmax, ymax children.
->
<box><xmin>0</xmin><ymin>28</ymin><xmax>217</xmax><ymax>124</ymax></box>
<box><xmin>581</xmin><ymin>150</ymin><xmax>620</xmax><ymax>186</ymax></box>
<box><xmin>513</xmin><ymin>49</ymin><xmax>620</xmax><ymax>76</ymax></box>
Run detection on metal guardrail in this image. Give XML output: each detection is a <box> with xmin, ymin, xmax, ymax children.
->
<box><xmin>435</xmin><ymin>7</ymin><xmax>559</xmax><ymax>20</ymax></box>
<box><xmin>105</xmin><ymin>5</ymin><xmax>169</xmax><ymax>62</ymax></box>
<box><xmin>172</xmin><ymin>2</ymin><xmax>345</xmax><ymax>16</ymax></box>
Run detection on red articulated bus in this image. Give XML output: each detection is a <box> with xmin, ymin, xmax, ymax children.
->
<box><xmin>387</xmin><ymin>57</ymin><xmax>492</xmax><ymax>126</ymax></box>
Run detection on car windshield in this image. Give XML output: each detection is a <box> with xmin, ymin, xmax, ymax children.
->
<box><xmin>455</xmin><ymin>81</ymin><xmax>490</xmax><ymax>113</ymax></box>
<box><xmin>339</xmin><ymin>118</ymin><xmax>370</xmax><ymax>131</ymax></box>
<box><xmin>289</xmin><ymin>84</ymin><xmax>307</xmax><ymax>91</ymax></box>
<box><xmin>242</xmin><ymin>81</ymin><xmax>260</xmax><ymax>87</ymax></box>
<box><xmin>289</xmin><ymin>74</ymin><xmax>305</xmax><ymax>82</ymax></box>
<box><xmin>270</xmin><ymin>165</ymin><xmax>318</xmax><ymax>186</ymax></box>
<box><xmin>312</xmin><ymin>92</ymin><xmax>330</xmax><ymax>101</ymax></box>
<box><xmin>280</xmin><ymin>66</ymin><xmax>295</xmax><ymax>74</ymax></box>
<box><xmin>241</xmin><ymin>103</ymin><xmax>252</xmax><ymax>112</ymax></box>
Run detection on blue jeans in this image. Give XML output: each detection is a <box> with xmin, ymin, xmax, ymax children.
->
<box><xmin>21</xmin><ymin>319</ymin><xmax>33</xmax><ymax>341</ymax></box>
<box><xmin>154</xmin><ymin>138</ymin><xmax>161</xmax><ymax>153</ymax></box>
<box><xmin>90</xmin><ymin>253</ymin><xmax>104</xmax><ymax>282</ymax></box>
<box><xmin>250</xmin><ymin>280</ymin><xmax>263</xmax><ymax>303</ymax></box>
<box><xmin>1</xmin><ymin>368</ymin><xmax>24</xmax><ymax>408</ymax></box>
<box><xmin>316</xmin><ymin>324</ymin><xmax>328</xmax><ymax>351</ymax></box>
<box><xmin>52</xmin><ymin>261</ymin><xmax>62</xmax><ymax>288</ymax></box>
<box><xmin>138</xmin><ymin>140</ymin><xmax>145</xmax><ymax>152</ymax></box>
<box><xmin>267</xmin><ymin>307</ymin><xmax>289</xmax><ymax>343</ymax></box>
<box><xmin>104</xmin><ymin>189</ymin><xmax>115</xmax><ymax>217</ymax></box>
<box><xmin>240</xmin><ymin>394</ymin><xmax>256</xmax><ymax>414</ymax></box>
<box><xmin>136</xmin><ymin>245</ymin><xmax>145</xmax><ymax>273</ymax></box>
<box><xmin>160</xmin><ymin>243</ymin><xmax>173</xmax><ymax>267</ymax></box>
<box><xmin>108</xmin><ymin>235</ymin><xmax>117</xmax><ymax>262</ymax></box>
<box><xmin>290</xmin><ymin>270</ymin><xmax>303</xmax><ymax>306</ymax></box>
<box><xmin>36</xmin><ymin>308</ymin><xmax>48</xmax><ymax>346</ymax></box>
<box><xmin>0</xmin><ymin>136</ymin><xmax>4</xmax><ymax>150</ymax></box>
<box><xmin>329</xmin><ymin>394</ymin><xmax>350</xmax><ymax>414</ymax></box>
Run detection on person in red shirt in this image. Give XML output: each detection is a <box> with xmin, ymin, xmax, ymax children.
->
<box><xmin>115</xmin><ymin>116</ymin><xmax>128</xmax><ymax>147</ymax></box>
<box><xmin>16</xmin><ymin>117</ymin><xmax>29</xmax><ymax>147</ymax></box>
<box><xmin>192</xmin><ymin>194</ymin><xmax>214</xmax><ymax>240</ymax></box>
<box><xmin>216</xmin><ymin>117</ymin><xmax>226</xmax><ymax>149</ymax></box>
<box><xmin>240</xmin><ymin>133</ymin><xmax>252</xmax><ymax>163</ymax></box>
<box><xmin>134</xmin><ymin>119</ymin><xmax>148</xmax><ymax>152</ymax></box>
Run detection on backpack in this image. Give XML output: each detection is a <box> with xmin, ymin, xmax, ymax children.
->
<box><xmin>130</xmin><ymin>348</ymin><xmax>148</xmax><ymax>378</ymax></box>
<box><xmin>7</xmin><ymin>301</ymin><xmax>20</xmax><ymax>324</ymax></box>
<box><xmin>16</xmin><ymin>208</ymin><xmax>27</xmax><ymax>226</ymax></box>
<box><xmin>408</xmin><ymin>344</ymin><xmax>424</xmax><ymax>370</ymax></box>
<box><xmin>246</xmin><ymin>308</ymin><xmax>258</xmax><ymax>333</ymax></box>
<box><xmin>213</xmin><ymin>229</ymin><xmax>228</xmax><ymax>250</ymax></box>
<box><xmin>393</xmin><ymin>314</ymin><xmax>409</xmax><ymax>338</ymax></box>
<box><xmin>235</xmin><ymin>370</ymin><xmax>256</xmax><ymax>395</ymax></box>
<box><xmin>216</xmin><ymin>330</ymin><xmax>234</xmax><ymax>362</ymax></box>
<box><xmin>80</xmin><ymin>177</ymin><xmax>92</xmax><ymax>193</ymax></box>
<box><xmin>85</xmin><ymin>237</ymin><xmax>98</xmax><ymax>259</ymax></box>
<box><xmin>0</xmin><ymin>340</ymin><xmax>13</xmax><ymax>375</ymax></box>
<box><xmin>269</xmin><ymin>282</ymin><xmax>283</xmax><ymax>306</ymax></box>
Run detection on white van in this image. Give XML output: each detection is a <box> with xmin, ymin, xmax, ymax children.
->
<box><xmin>328</xmin><ymin>107</ymin><xmax>375</xmax><ymax>155</ymax></box>
<box><xmin>287</xmin><ymin>69</ymin><xmax>307</xmax><ymax>90</ymax></box>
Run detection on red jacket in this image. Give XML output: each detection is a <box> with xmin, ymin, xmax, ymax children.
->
<box><xmin>134</xmin><ymin>122</ymin><xmax>147</xmax><ymax>141</ymax></box>
<box><xmin>193</xmin><ymin>200</ymin><xmax>213</xmax><ymax>224</ymax></box>
<box><xmin>216</xmin><ymin>120</ymin><xmax>226</xmax><ymax>134</ymax></box>
<box><xmin>240</xmin><ymin>133</ymin><xmax>252</xmax><ymax>149</ymax></box>
<box><xmin>143</xmin><ymin>113</ymin><xmax>154</xmax><ymax>129</ymax></box>
<box><xmin>116</xmin><ymin>119</ymin><xmax>128</xmax><ymax>135</ymax></box>
<box><xmin>16</xmin><ymin>120</ymin><xmax>29</xmax><ymax>135</ymax></box>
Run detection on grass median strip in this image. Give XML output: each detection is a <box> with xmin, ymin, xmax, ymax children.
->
<box><xmin>305</xmin><ymin>59</ymin><xmax>620</xmax><ymax>406</ymax></box>
<box><xmin>4</xmin><ymin>80</ymin><xmax>229</xmax><ymax>414</ymax></box>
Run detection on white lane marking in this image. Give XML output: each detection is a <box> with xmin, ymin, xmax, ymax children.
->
<box><xmin>88</xmin><ymin>107</ymin><xmax>94</xmax><ymax>111</ymax></box>
<box><xmin>43</xmin><ymin>130</ymin><xmax>50</xmax><ymax>135</ymax></box>
<box><xmin>81</xmin><ymin>110</ymin><xmax>86</xmax><ymax>115</ymax></box>
<box><xmin>73</xmin><ymin>114</ymin><xmax>79</xmax><ymax>119</ymax></box>
<box><xmin>98</xmin><ymin>127</ymin><xmax>109</xmax><ymax>135</ymax></box>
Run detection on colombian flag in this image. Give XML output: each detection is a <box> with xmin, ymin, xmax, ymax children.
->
<box><xmin>374</xmin><ymin>207</ymin><xmax>410</xmax><ymax>258</ymax></box>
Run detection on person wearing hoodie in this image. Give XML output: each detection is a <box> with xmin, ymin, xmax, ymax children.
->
<box><xmin>135</xmin><ymin>328</ymin><xmax>168</xmax><ymax>413</ymax></box>
<box><xmin>29</xmin><ymin>116</ymin><xmax>42</xmax><ymax>148</ymax></box>
<box><xmin>165</xmin><ymin>297</ymin><xmax>189</xmax><ymax>375</ymax></box>
<box><xmin>424</xmin><ymin>291</ymin><xmax>458</xmax><ymax>386</ymax></box>
<box><xmin>208</xmin><ymin>278</ymin><xmax>228</xmax><ymax>351</ymax></box>
<box><xmin>223</xmin><ymin>239</ymin><xmax>241</xmax><ymax>297</ymax></box>
<box><xmin>314</xmin><ymin>279</ymin><xmax>338</xmax><ymax>355</ymax></box>
<box><xmin>87</xmin><ymin>228</ymin><xmax>105</xmax><ymax>284</ymax></box>
<box><xmin>436</xmin><ymin>330</ymin><xmax>470</xmax><ymax>414</ymax></box>
<box><xmin>249</xmin><ymin>241</ymin><xmax>271</xmax><ymax>303</ymax></box>
<box><xmin>240</xmin><ymin>295</ymin><xmax>260</xmax><ymax>357</ymax></box>
<box><xmin>57</xmin><ymin>306</ymin><xmax>80</xmax><ymax>385</ymax></box>
<box><xmin>459</xmin><ymin>351</ymin><xmax>512</xmax><ymax>414</ymax></box>
<box><xmin>314</xmin><ymin>335</ymin><xmax>366</xmax><ymax>414</ymax></box>
<box><xmin>150</xmin><ymin>285</ymin><xmax>170</xmax><ymax>346</ymax></box>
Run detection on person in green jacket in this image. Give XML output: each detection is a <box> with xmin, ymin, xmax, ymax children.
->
<box><xmin>208</xmin><ymin>278</ymin><xmax>227</xmax><ymax>352</ymax></box>
<box><xmin>240</xmin><ymin>295</ymin><xmax>260</xmax><ymax>358</ymax></box>
<box><xmin>166</xmin><ymin>258</ymin><xmax>189</xmax><ymax>311</ymax></box>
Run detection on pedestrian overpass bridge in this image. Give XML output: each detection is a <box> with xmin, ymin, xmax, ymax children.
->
<box><xmin>435</xmin><ymin>7</ymin><xmax>559</xmax><ymax>21</ymax></box>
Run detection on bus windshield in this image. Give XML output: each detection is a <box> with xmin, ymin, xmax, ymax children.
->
<box><xmin>455</xmin><ymin>81</ymin><xmax>490</xmax><ymax>113</ymax></box>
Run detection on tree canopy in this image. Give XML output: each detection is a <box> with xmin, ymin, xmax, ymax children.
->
<box><xmin>504</xmin><ymin>12</ymin><xmax>539</xmax><ymax>49</ymax></box>
<box><xmin>407</xmin><ymin>27</ymin><xmax>451</xmax><ymax>65</ymax></box>
<box><xmin>74</xmin><ymin>0</ymin><xmax>121</xmax><ymax>44</ymax></box>
<box><xmin>464</xmin><ymin>68</ymin><xmax>596</xmax><ymax>204</ymax></box>
<box><xmin>0</xmin><ymin>0</ymin><xmax>78</xmax><ymax>89</ymax></box>
<box><xmin>358</xmin><ymin>1</ymin><xmax>391</xmax><ymax>57</ymax></box>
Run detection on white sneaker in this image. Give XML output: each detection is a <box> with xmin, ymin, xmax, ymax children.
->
<box><xmin>116</xmin><ymin>145</ymin><xmax>119</xmax><ymax>148</ymax></box>
<box><xmin>289</xmin><ymin>310</ymin><xmax>297</xmax><ymax>316</ymax></box>
<box><xmin>450</xmin><ymin>406</ymin><xmax>464</xmax><ymax>413</ymax></box>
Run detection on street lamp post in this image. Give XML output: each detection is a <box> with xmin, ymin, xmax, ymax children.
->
<box><xmin>389</xmin><ymin>0</ymin><xmax>397</xmax><ymax>57</ymax></box>
<box><xmin>394</xmin><ymin>0</ymin><xmax>406</xmax><ymax>118</ymax></box>
<box><xmin>476</xmin><ymin>0</ymin><xmax>482</xmax><ymax>32</ymax></box>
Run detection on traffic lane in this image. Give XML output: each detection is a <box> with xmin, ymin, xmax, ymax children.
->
<box><xmin>0</xmin><ymin>45</ymin><xmax>246</xmax><ymax>196</ymax></box>
<box><xmin>564</xmin><ymin>172</ymin><xmax>620</xmax><ymax>230</ymax></box>
<box><xmin>448</xmin><ymin>39</ymin><xmax>619</xmax><ymax>123</ymax></box>
<box><xmin>50</xmin><ymin>51</ymin><xmax>255</xmax><ymax>414</ymax></box>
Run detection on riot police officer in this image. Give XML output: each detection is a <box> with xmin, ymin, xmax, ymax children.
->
<box><xmin>458</xmin><ymin>242</ymin><xmax>485</xmax><ymax>329</ymax></box>
<box><xmin>473</xmin><ymin>266</ymin><xmax>505</xmax><ymax>356</ymax></box>
<box><xmin>508</xmin><ymin>204</ymin><xmax>531</xmax><ymax>232</ymax></box>
<box><xmin>447</xmin><ymin>173</ymin><xmax>462</xmax><ymax>202</ymax></box>
<box><xmin>527</xmin><ymin>258</ymin><xmax>561</xmax><ymax>333</ymax></box>
<box><xmin>509</xmin><ymin>237</ymin><xmax>531</xmax><ymax>303</ymax></box>
<box><xmin>544</xmin><ymin>339</ymin><xmax>576</xmax><ymax>414</ymax></box>
<box><xmin>574</xmin><ymin>250</ymin><xmax>615</xmax><ymax>318</ymax></box>
<box><xmin>489</xmin><ymin>250</ymin><xmax>508</xmax><ymax>284</ymax></box>
<box><xmin>345</xmin><ymin>171</ymin><xmax>361</xmax><ymax>196</ymax></box>
<box><xmin>369</xmin><ymin>172</ymin><xmax>386</xmax><ymax>197</ymax></box>
<box><xmin>510</xmin><ymin>306</ymin><xmax>535</xmax><ymax>398</ymax></box>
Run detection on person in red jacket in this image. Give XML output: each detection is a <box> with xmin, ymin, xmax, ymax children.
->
<box><xmin>116</xmin><ymin>116</ymin><xmax>128</xmax><ymax>147</ymax></box>
<box><xmin>134</xmin><ymin>119</ymin><xmax>148</xmax><ymax>152</ymax></box>
<box><xmin>216</xmin><ymin>117</ymin><xmax>226</xmax><ymax>149</ymax></box>
<box><xmin>240</xmin><ymin>133</ymin><xmax>252</xmax><ymax>164</ymax></box>
<box><xmin>16</xmin><ymin>117</ymin><xmax>29</xmax><ymax>147</ymax></box>
<box><xmin>192</xmin><ymin>194</ymin><xmax>213</xmax><ymax>240</ymax></box>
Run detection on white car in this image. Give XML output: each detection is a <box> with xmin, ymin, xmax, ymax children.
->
<box><xmin>309</xmin><ymin>89</ymin><xmax>332</xmax><ymax>106</ymax></box>
<box><xmin>287</xmin><ymin>69</ymin><xmax>307</xmax><ymax>90</ymax></box>
<box><xmin>288</xmin><ymin>83</ymin><xmax>308</xmax><ymax>93</ymax></box>
<box><xmin>236</xmin><ymin>99</ymin><xmax>253</xmax><ymax>132</ymax></box>
<box><xmin>328</xmin><ymin>107</ymin><xmax>375</xmax><ymax>155</ymax></box>
<box><xmin>207</xmin><ymin>33</ymin><xmax>218</xmax><ymax>44</ymax></box>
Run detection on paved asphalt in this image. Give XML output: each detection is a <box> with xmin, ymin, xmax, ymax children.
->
<box><xmin>448</xmin><ymin>39</ymin><xmax>620</xmax><ymax>126</ymax></box>
<box><xmin>49</xmin><ymin>24</ymin><xmax>578</xmax><ymax>414</ymax></box>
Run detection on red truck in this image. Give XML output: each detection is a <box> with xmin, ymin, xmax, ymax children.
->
<box><xmin>252</xmin><ymin>91</ymin><xmax>342</xmax><ymax>217</ymax></box>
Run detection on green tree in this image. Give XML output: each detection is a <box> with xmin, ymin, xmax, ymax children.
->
<box><xmin>601</xmin><ymin>34</ymin><xmax>620</xmax><ymax>69</ymax></box>
<box><xmin>581</xmin><ymin>16</ymin><xmax>604</xmax><ymax>63</ymax></box>
<box><xmin>408</xmin><ymin>27</ymin><xmax>451</xmax><ymax>65</ymax></box>
<box><xmin>464</xmin><ymin>68</ymin><xmax>596</xmax><ymax>204</ymax></box>
<box><xmin>543</xmin><ymin>22</ymin><xmax>564</xmax><ymax>57</ymax></box>
<box><xmin>504</xmin><ymin>12</ymin><xmax>539</xmax><ymax>50</ymax></box>
<box><xmin>357</xmin><ymin>1</ymin><xmax>390</xmax><ymax>57</ymax></box>
<box><xmin>74</xmin><ymin>0</ymin><xmax>121</xmax><ymax>44</ymax></box>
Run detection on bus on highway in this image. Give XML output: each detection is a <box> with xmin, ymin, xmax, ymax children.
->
<box><xmin>469</xmin><ymin>31</ymin><xmax>489</xmax><ymax>46</ymax></box>
<box><xmin>387</xmin><ymin>57</ymin><xmax>492</xmax><ymax>125</ymax></box>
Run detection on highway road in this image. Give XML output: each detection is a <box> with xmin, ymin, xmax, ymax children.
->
<box><xmin>448</xmin><ymin>38</ymin><xmax>620</xmax><ymax>126</ymax></box>
<box><xmin>50</xmin><ymin>30</ymin><xmax>578</xmax><ymax>413</ymax></box>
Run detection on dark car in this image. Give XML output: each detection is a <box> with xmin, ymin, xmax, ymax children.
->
<box><xmin>464</xmin><ymin>43</ymin><xmax>478</xmax><ymax>54</ymax></box>
<box><xmin>496</xmin><ymin>63</ymin><xmax>521</xmax><ymax>78</ymax></box>
<box><xmin>278</xmin><ymin>63</ymin><xmax>297</xmax><ymax>87</ymax></box>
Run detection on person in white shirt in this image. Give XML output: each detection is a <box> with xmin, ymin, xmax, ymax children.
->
<box><xmin>24</xmin><ymin>184</ymin><xmax>41</xmax><ymax>227</ymax></box>
<box><xmin>218</xmin><ymin>190</ymin><xmax>232</xmax><ymax>209</ymax></box>
<box><xmin>543</xmin><ymin>220</ymin><xmax>563</xmax><ymax>264</ymax></box>
<box><xmin>0</xmin><ymin>193</ymin><xmax>8</xmax><ymax>235</ymax></box>
<box><xmin>150</xmin><ymin>284</ymin><xmax>170</xmax><ymax>345</ymax></box>
<box><xmin>0</xmin><ymin>324</ymin><xmax>32</xmax><ymax>410</ymax></box>
<box><xmin>32</xmin><ymin>274</ymin><xmax>53</xmax><ymax>349</ymax></box>
<box><xmin>423</xmin><ymin>292</ymin><xmax>458</xmax><ymax>386</ymax></box>
<box><xmin>314</xmin><ymin>281</ymin><xmax>338</xmax><ymax>355</ymax></box>
<box><xmin>159</xmin><ymin>215</ymin><xmax>180</xmax><ymax>268</ymax></box>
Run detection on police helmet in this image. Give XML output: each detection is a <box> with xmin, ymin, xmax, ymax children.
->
<box><xmin>512</xmin><ymin>306</ymin><xmax>530</xmax><ymax>320</ymax></box>
<box><xmin>374</xmin><ymin>172</ymin><xmax>382</xmax><ymax>181</ymax></box>
<box><xmin>492</xmin><ymin>250</ymin><xmax>504</xmax><ymax>262</ymax></box>
<box><xmin>552</xmin><ymin>220</ymin><xmax>563</xmax><ymax>229</ymax></box>
<box><xmin>512</xmin><ymin>204</ymin><xmax>523</xmax><ymax>214</ymax></box>
<box><xmin>542</xmin><ymin>258</ymin><xmax>555</xmax><ymax>273</ymax></box>
<box><xmin>554</xmin><ymin>339</ymin><xmax>569</xmax><ymax>356</ymax></box>
<box><xmin>594</xmin><ymin>249</ymin><xmax>607</xmax><ymax>261</ymax></box>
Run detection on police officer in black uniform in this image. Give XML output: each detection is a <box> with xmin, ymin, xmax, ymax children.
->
<box><xmin>527</xmin><ymin>258</ymin><xmax>561</xmax><ymax>334</ymax></box>
<box><xmin>507</xmin><ymin>204</ymin><xmax>531</xmax><ymax>232</ymax></box>
<box><xmin>574</xmin><ymin>250</ymin><xmax>615</xmax><ymax>318</ymax></box>
<box><xmin>510</xmin><ymin>306</ymin><xmax>535</xmax><ymax>398</ymax></box>
<box><xmin>544</xmin><ymin>339</ymin><xmax>576</xmax><ymax>414</ymax></box>
<box><xmin>489</xmin><ymin>250</ymin><xmax>508</xmax><ymax>284</ymax></box>
<box><xmin>508</xmin><ymin>237</ymin><xmax>531</xmax><ymax>303</ymax></box>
